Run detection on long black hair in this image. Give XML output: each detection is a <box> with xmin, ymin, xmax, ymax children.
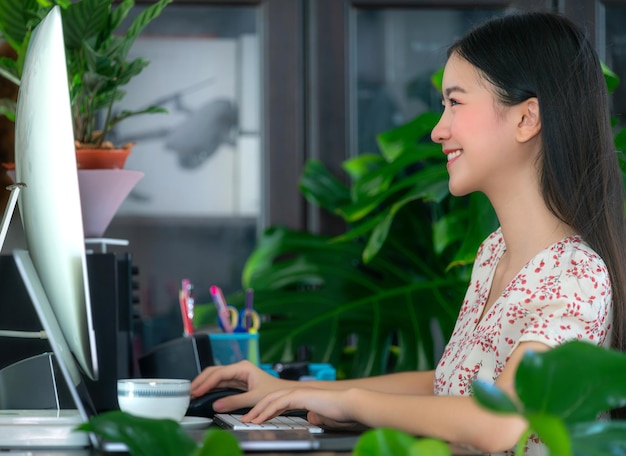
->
<box><xmin>449</xmin><ymin>11</ymin><xmax>626</xmax><ymax>413</ymax></box>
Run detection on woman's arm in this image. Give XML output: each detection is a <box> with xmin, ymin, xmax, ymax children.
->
<box><xmin>303</xmin><ymin>370</ymin><xmax>436</xmax><ymax>395</ymax></box>
<box><xmin>241</xmin><ymin>341</ymin><xmax>549</xmax><ymax>453</ymax></box>
<box><xmin>247</xmin><ymin>386</ymin><xmax>526</xmax><ymax>452</ymax></box>
<box><xmin>190</xmin><ymin>362</ymin><xmax>435</xmax><ymax>413</ymax></box>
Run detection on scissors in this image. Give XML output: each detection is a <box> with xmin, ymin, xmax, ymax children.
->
<box><xmin>241</xmin><ymin>288</ymin><xmax>260</xmax><ymax>333</ymax></box>
<box><xmin>222</xmin><ymin>305</ymin><xmax>261</xmax><ymax>333</ymax></box>
<box><xmin>211</xmin><ymin>286</ymin><xmax>261</xmax><ymax>333</ymax></box>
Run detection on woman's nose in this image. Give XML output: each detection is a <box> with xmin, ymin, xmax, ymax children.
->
<box><xmin>430</xmin><ymin>113</ymin><xmax>449</xmax><ymax>144</ymax></box>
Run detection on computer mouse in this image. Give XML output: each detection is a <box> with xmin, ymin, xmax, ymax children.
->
<box><xmin>186</xmin><ymin>387</ymin><xmax>250</xmax><ymax>418</ymax></box>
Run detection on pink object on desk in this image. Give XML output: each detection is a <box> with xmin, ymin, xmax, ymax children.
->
<box><xmin>210</xmin><ymin>285</ymin><xmax>234</xmax><ymax>332</ymax></box>
<box><xmin>77</xmin><ymin>169</ymin><xmax>143</xmax><ymax>237</ymax></box>
<box><xmin>179</xmin><ymin>279</ymin><xmax>195</xmax><ymax>336</ymax></box>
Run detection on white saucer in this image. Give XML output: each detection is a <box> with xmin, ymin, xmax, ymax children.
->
<box><xmin>181</xmin><ymin>416</ymin><xmax>212</xmax><ymax>430</ymax></box>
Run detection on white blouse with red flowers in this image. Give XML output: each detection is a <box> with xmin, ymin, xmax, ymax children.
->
<box><xmin>434</xmin><ymin>228</ymin><xmax>613</xmax><ymax>454</ymax></box>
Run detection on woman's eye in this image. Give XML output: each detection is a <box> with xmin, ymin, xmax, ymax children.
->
<box><xmin>441</xmin><ymin>98</ymin><xmax>459</xmax><ymax>111</ymax></box>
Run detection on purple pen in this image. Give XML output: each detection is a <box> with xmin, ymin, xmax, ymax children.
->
<box><xmin>245</xmin><ymin>288</ymin><xmax>254</xmax><ymax>330</ymax></box>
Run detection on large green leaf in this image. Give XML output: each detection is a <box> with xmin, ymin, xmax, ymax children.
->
<box><xmin>570</xmin><ymin>420</ymin><xmax>626</xmax><ymax>456</ymax></box>
<box><xmin>217</xmin><ymin>102</ymin><xmax>494</xmax><ymax>376</ymax></box>
<box><xmin>0</xmin><ymin>56</ymin><xmax>19</xmax><ymax>85</ymax></box>
<box><xmin>0</xmin><ymin>99</ymin><xmax>16</xmax><ymax>121</ymax></box>
<box><xmin>446</xmin><ymin>192</ymin><xmax>498</xmax><ymax>268</ymax></box>
<box><xmin>473</xmin><ymin>342</ymin><xmax>626</xmax><ymax>455</ymax></box>
<box><xmin>118</xmin><ymin>0</ymin><xmax>172</xmax><ymax>59</ymax></box>
<box><xmin>76</xmin><ymin>411</ymin><xmax>242</xmax><ymax>456</ymax></box>
<box><xmin>62</xmin><ymin>0</ymin><xmax>110</xmax><ymax>49</ymax></box>
<box><xmin>343</xmin><ymin>153</ymin><xmax>387</xmax><ymax>181</ymax></box>
<box><xmin>527</xmin><ymin>413</ymin><xmax>572</xmax><ymax>456</ymax></box>
<box><xmin>109</xmin><ymin>0</ymin><xmax>134</xmax><ymax>33</ymax></box>
<box><xmin>205</xmin><ymin>225</ymin><xmax>467</xmax><ymax>377</ymax></box>
<box><xmin>515</xmin><ymin>341</ymin><xmax>626</xmax><ymax>423</ymax></box>
<box><xmin>0</xmin><ymin>0</ymin><xmax>39</xmax><ymax>49</ymax></box>
<box><xmin>603</xmin><ymin>61</ymin><xmax>620</xmax><ymax>94</ymax></box>
<box><xmin>195</xmin><ymin>429</ymin><xmax>242</xmax><ymax>456</ymax></box>
<box><xmin>338</xmin><ymin>160</ymin><xmax>448</xmax><ymax>223</ymax></box>
<box><xmin>76</xmin><ymin>411</ymin><xmax>198</xmax><ymax>456</ymax></box>
<box><xmin>299</xmin><ymin>159</ymin><xmax>351</xmax><ymax>213</ymax></box>
<box><xmin>472</xmin><ymin>380</ymin><xmax>519</xmax><ymax>414</ymax></box>
<box><xmin>354</xmin><ymin>429</ymin><xmax>450</xmax><ymax>456</ymax></box>
<box><xmin>377</xmin><ymin>112</ymin><xmax>441</xmax><ymax>161</ymax></box>
<box><xmin>361</xmin><ymin>171</ymin><xmax>450</xmax><ymax>263</ymax></box>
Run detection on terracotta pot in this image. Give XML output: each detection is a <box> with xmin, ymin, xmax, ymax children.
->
<box><xmin>76</xmin><ymin>147</ymin><xmax>132</xmax><ymax>170</ymax></box>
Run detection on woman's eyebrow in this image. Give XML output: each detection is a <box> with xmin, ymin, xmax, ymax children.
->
<box><xmin>444</xmin><ymin>86</ymin><xmax>467</xmax><ymax>98</ymax></box>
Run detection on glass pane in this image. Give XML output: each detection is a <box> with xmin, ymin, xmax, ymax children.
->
<box><xmin>108</xmin><ymin>5</ymin><xmax>261</xmax><ymax>350</ymax></box>
<box><xmin>604</xmin><ymin>5</ymin><xmax>626</xmax><ymax>126</ymax></box>
<box><xmin>351</xmin><ymin>7</ymin><xmax>503</xmax><ymax>156</ymax></box>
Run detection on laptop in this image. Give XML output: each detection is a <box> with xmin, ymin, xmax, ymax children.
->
<box><xmin>4</xmin><ymin>250</ymin><xmax>360</xmax><ymax>453</ymax></box>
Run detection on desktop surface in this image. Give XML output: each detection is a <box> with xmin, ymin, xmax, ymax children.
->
<box><xmin>0</xmin><ymin>444</ymin><xmax>480</xmax><ymax>456</ymax></box>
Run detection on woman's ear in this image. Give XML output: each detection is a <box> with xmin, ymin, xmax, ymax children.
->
<box><xmin>516</xmin><ymin>97</ymin><xmax>541</xmax><ymax>143</ymax></box>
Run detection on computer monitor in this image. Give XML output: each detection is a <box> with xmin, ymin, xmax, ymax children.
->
<box><xmin>12</xmin><ymin>6</ymin><xmax>98</xmax><ymax>381</ymax></box>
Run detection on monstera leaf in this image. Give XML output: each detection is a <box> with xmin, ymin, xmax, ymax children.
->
<box><xmin>196</xmin><ymin>112</ymin><xmax>497</xmax><ymax>377</ymax></box>
<box><xmin>473</xmin><ymin>341</ymin><xmax>626</xmax><ymax>455</ymax></box>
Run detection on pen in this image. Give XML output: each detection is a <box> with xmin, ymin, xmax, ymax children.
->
<box><xmin>210</xmin><ymin>285</ymin><xmax>234</xmax><ymax>333</ymax></box>
<box><xmin>179</xmin><ymin>279</ymin><xmax>195</xmax><ymax>336</ymax></box>
<box><xmin>245</xmin><ymin>288</ymin><xmax>254</xmax><ymax>331</ymax></box>
<box><xmin>184</xmin><ymin>279</ymin><xmax>195</xmax><ymax>333</ymax></box>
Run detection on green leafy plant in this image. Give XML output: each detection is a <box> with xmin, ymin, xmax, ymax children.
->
<box><xmin>195</xmin><ymin>106</ymin><xmax>497</xmax><ymax>378</ymax></box>
<box><xmin>353</xmin><ymin>429</ymin><xmax>451</xmax><ymax>456</ymax></box>
<box><xmin>0</xmin><ymin>0</ymin><xmax>171</xmax><ymax>148</ymax></box>
<box><xmin>77</xmin><ymin>411</ymin><xmax>242</xmax><ymax>456</ymax></box>
<box><xmin>195</xmin><ymin>63</ymin><xmax>626</xmax><ymax>381</ymax></box>
<box><xmin>473</xmin><ymin>341</ymin><xmax>626</xmax><ymax>455</ymax></box>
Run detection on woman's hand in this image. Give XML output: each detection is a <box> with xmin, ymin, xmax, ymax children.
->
<box><xmin>190</xmin><ymin>360</ymin><xmax>290</xmax><ymax>413</ymax></box>
<box><xmin>242</xmin><ymin>387</ymin><xmax>365</xmax><ymax>431</ymax></box>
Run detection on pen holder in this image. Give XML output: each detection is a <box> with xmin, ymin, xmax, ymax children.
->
<box><xmin>208</xmin><ymin>332</ymin><xmax>260</xmax><ymax>366</ymax></box>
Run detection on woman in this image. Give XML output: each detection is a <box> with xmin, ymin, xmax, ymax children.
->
<box><xmin>191</xmin><ymin>12</ymin><xmax>626</xmax><ymax>454</ymax></box>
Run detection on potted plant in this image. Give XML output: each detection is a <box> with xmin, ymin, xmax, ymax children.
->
<box><xmin>0</xmin><ymin>0</ymin><xmax>172</xmax><ymax>169</ymax></box>
<box><xmin>194</xmin><ymin>113</ymin><xmax>498</xmax><ymax>377</ymax></box>
<box><xmin>0</xmin><ymin>0</ymin><xmax>172</xmax><ymax>237</ymax></box>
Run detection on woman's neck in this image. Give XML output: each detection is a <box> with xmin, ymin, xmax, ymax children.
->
<box><xmin>490</xmin><ymin>189</ymin><xmax>576</xmax><ymax>263</ymax></box>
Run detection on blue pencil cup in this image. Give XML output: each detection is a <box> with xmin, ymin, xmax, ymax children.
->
<box><xmin>208</xmin><ymin>332</ymin><xmax>260</xmax><ymax>366</ymax></box>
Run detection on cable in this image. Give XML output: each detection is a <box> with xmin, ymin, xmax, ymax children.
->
<box><xmin>0</xmin><ymin>329</ymin><xmax>47</xmax><ymax>339</ymax></box>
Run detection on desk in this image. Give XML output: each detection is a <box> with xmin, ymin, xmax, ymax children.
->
<box><xmin>0</xmin><ymin>444</ymin><xmax>480</xmax><ymax>455</ymax></box>
<box><xmin>0</xmin><ymin>449</ymin><xmax>480</xmax><ymax>455</ymax></box>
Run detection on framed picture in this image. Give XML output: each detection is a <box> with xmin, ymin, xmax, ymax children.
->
<box><xmin>113</xmin><ymin>33</ymin><xmax>260</xmax><ymax>217</ymax></box>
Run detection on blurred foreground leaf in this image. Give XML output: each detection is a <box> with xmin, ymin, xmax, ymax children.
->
<box><xmin>353</xmin><ymin>428</ymin><xmax>450</xmax><ymax>456</ymax></box>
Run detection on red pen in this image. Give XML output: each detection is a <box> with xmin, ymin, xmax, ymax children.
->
<box><xmin>179</xmin><ymin>279</ymin><xmax>195</xmax><ymax>336</ymax></box>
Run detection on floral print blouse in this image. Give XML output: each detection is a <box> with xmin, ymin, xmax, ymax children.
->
<box><xmin>434</xmin><ymin>228</ymin><xmax>613</xmax><ymax>455</ymax></box>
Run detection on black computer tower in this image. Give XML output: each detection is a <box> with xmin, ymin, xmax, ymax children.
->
<box><xmin>0</xmin><ymin>252</ymin><xmax>136</xmax><ymax>412</ymax></box>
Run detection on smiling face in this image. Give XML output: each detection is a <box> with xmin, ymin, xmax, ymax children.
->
<box><xmin>431</xmin><ymin>53</ymin><xmax>535</xmax><ymax>199</ymax></box>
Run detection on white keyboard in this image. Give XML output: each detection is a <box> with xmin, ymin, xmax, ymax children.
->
<box><xmin>214</xmin><ymin>413</ymin><xmax>324</xmax><ymax>434</ymax></box>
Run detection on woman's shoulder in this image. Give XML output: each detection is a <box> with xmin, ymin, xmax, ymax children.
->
<box><xmin>538</xmin><ymin>235</ymin><xmax>608</xmax><ymax>276</ymax></box>
<box><xmin>522</xmin><ymin>235</ymin><xmax>611</xmax><ymax>304</ymax></box>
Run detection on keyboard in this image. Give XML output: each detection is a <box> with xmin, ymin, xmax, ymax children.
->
<box><xmin>214</xmin><ymin>413</ymin><xmax>324</xmax><ymax>434</ymax></box>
